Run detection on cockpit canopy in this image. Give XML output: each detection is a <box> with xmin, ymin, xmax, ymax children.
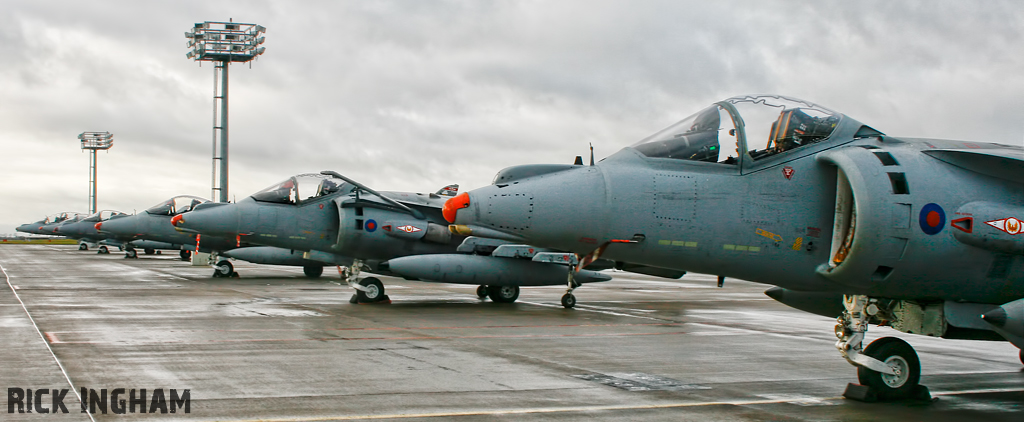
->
<box><xmin>146</xmin><ymin>195</ymin><xmax>209</xmax><ymax>216</ymax></box>
<box><xmin>82</xmin><ymin>210</ymin><xmax>128</xmax><ymax>222</ymax></box>
<box><xmin>251</xmin><ymin>173</ymin><xmax>354</xmax><ymax>205</ymax></box>
<box><xmin>44</xmin><ymin>212</ymin><xmax>84</xmax><ymax>225</ymax></box>
<box><xmin>631</xmin><ymin>95</ymin><xmax>843</xmax><ymax>163</ymax></box>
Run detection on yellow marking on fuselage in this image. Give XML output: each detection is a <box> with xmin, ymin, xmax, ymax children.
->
<box><xmin>755</xmin><ymin>228</ymin><xmax>783</xmax><ymax>242</ymax></box>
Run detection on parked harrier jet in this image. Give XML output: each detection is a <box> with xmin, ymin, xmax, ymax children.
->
<box><xmin>445</xmin><ymin>94</ymin><xmax>1024</xmax><ymax>401</ymax></box>
<box><xmin>171</xmin><ymin>172</ymin><xmax>610</xmax><ymax>303</ymax></box>
<box><xmin>96</xmin><ymin>194</ymin><xmax>327</xmax><ymax>277</ymax></box>
<box><xmin>17</xmin><ymin>212</ymin><xmax>85</xmax><ymax>236</ymax></box>
<box><xmin>54</xmin><ymin>210</ymin><xmax>159</xmax><ymax>254</ymax></box>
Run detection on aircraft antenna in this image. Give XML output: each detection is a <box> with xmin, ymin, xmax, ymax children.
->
<box><xmin>589</xmin><ymin>143</ymin><xmax>595</xmax><ymax>166</ymax></box>
<box><xmin>185</xmin><ymin>21</ymin><xmax>267</xmax><ymax>202</ymax></box>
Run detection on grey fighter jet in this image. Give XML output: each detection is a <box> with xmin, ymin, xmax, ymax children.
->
<box><xmin>54</xmin><ymin>210</ymin><xmax>156</xmax><ymax>254</ymax></box>
<box><xmin>17</xmin><ymin>212</ymin><xmax>85</xmax><ymax>237</ymax></box>
<box><xmin>96</xmin><ymin>194</ymin><xmax>328</xmax><ymax>276</ymax></box>
<box><xmin>172</xmin><ymin>172</ymin><xmax>610</xmax><ymax>303</ymax></box>
<box><xmin>94</xmin><ymin>196</ymin><xmax>206</xmax><ymax>259</ymax></box>
<box><xmin>446</xmin><ymin>94</ymin><xmax>1024</xmax><ymax>400</ymax></box>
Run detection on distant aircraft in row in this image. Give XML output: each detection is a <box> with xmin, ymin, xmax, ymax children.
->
<box><xmin>171</xmin><ymin>172</ymin><xmax>612</xmax><ymax>303</ymax></box>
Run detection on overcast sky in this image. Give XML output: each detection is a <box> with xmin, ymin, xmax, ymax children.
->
<box><xmin>2</xmin><ymin>0</ymin><xmax>1022</xmax><ymax>235</ymax></box>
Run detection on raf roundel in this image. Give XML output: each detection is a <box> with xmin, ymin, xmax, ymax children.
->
<box><xmin>365</xmin><ymin>219</ymin><xmax>377</xmax><ymax>233</ymax></box>
<box><xmin>919</xmin><ymin>203</ymin><xmax>945</xmax><ymax>235</ymax></box>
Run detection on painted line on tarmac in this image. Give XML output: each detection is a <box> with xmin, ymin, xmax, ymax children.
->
<box><xmin>932</xmin><ymin>387</ymin><xmax>1024</xmax><ymax>396</ymax></box>
<box><xmin>1</xmin><ymin>263</ymin><xmax>95</xmax><ymax>422</ymax></box>
<box><xmin>43</xmin><ymin>321</ymin><xmax>683</xmax><ymax>335</ymax></box>
<box><xmin>227</xmin><ymin>396</ymin><xmax>845</xmax><ymax>421</ymax></box>
<box><xmin>521</xmin><ymin>300</ymin><xmax>671</xmax><ymax>322</ymax></box>
<box><xmin>45</xmin><ymin>330</ymin><xmax>692</xmax><ymax>345</ymax></box>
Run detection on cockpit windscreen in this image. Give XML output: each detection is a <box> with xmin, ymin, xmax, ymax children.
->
<box><xmin>251</xmin><ymin>174</ymin><xmax>352</xmax><ymax>205</ymax></box>
<box><xmin>631</xmin><ymin>104</ymin><xmax>741</xmax><ymax>164</ymax></box>
<box><xmin>630</xmin><ymin>95</ymin><xmax>843</xmax><ymax>164</ymax></box>
<box><xmin>146</xmin><ymin>196</ymin><xmax>209</xmax><ymax>216</ymax></box>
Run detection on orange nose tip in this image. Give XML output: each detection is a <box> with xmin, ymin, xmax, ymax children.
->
<box><xmin>170</xmin><ymin>214</ymin><xmax>184</xmax><ymax>226</ymax></box>
<box><xmin>442</xmin><ymin>192</ymin><xmax>470</xmax><ymax>223</ymax></box>
<box><xmin>94</xmin><ymin>222</ymin><xmax>102</xmax><ymax>230</ymax></box>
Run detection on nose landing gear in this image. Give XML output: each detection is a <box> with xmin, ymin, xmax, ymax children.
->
<box><xmin>341</xmin><ymin>260</ymin><xmax>390</xmax><ymax>304</ymax></box>
<box><xmin>836</xmin><ymin>295</ymin><xmax>930</xmax><ymax>402</ymax></box>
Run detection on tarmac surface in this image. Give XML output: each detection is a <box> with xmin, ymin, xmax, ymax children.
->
<box><xmin>2</xmin><ymin>244</ymin><xmax>1022</xmax><ymax>421</ymax></box>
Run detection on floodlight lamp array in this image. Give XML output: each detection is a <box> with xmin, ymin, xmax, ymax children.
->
<box><xmin>185</xmin><ymin>21</ymin><xmax>266</xmax><ymax>62</ymax></box>
<box><xmin>79</xmin><ymin>132</ymin><xmax>114</xmax><ymax>150</ymax></box>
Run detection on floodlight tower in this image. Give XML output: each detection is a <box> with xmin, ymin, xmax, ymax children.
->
<box><xmin>79</xmin><ymin>132</ymin><xmax>114</xmax><ymax>214</ymax></box>
<box><xmin>185</xmin><ymin>20</ymin><xmax>266</xmax><ymax>202</ymax></box>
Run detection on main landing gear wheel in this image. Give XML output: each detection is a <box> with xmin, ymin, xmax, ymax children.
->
<box><xmin>78</xmin><ymin>243</ymin><xmax>88</xmax><ymax>251</ymax></box>
<box><xmin>487</xmin><ymin>285</ymin><xmax>519</xmax><ymax>303</ymax></box>
<box><xmin>561</xmin><ymin>293</ymin><xmax>576</xmax><ymax>309</ymax></box>
<box><xmin>303</xmin><ymin>265</ymin><xmax>324</xmax><ymax>278</ymax></box>
<box><xmin>857</xmin><ymin>337</ymin><xmax>921</xmax><ymax>400</ymax></box>
<box><xmin>355</xmin><ymin>277</ymin><xmax>385</xmax><ymax>303</ymax></box>
<box><xmin>125</xmin><ymin>249</ymin><xmax>138</xmax><ymax>259</ymax></box>
<box><xmin>144</xmin><ymin>248</ymin><xmax>155</xmax><ymax>255</ymax></box>
<box><xmin>180</xmin><ymin>250</ymin><xmax>191</xmax><ymax>261</ymax></box>
<box><xmin>98</xmin><ymin>245</ymin><xmax>110</xmax><ymax>254</ymax></box>
<box><xmin>476</xmin><ymin>285</ymin><xmax>489</xmax><ymax>300</ymax></box>
<box><xmin>213</xmin><ymin>260</ymin><xmax>234</xmax><ymax>278</ymax></box>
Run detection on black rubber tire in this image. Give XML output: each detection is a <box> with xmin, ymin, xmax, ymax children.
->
<box><xmin>857</xmin><ymin>337</ymin><xmax>921</xmax><ymax>400</ymax></box>
<box><xmin>180</xmin><ymin>250</ymin><xmax>191</xmax><ymax>261</ymax></box>
<box><xmin>144</xmin><ymin>248</ymin><xmax>155</xmax><ymax>255</ymax></box>
<box><xmin>303</xmin><ymin>265</ymin><xmax>324</xmax><ymax>278</ymax></box>
<box><xmin>487</xmin><ymin>285</ymin><xmax>519</xmax><ymax>303</ymax></box>
<box><xmin>98</xmin><ymin>246</ymin><xmax>109</xmax><ymax>254</ymax></box>
<box><xmin>125</xmin><ymin>249</ymin><xmax>137</xmax><ymax>259</ymax></box>
<box><xmin>561</xmin><ymin>293</ymin><xmax>576</xmax><ymax>309</ymax></box>
<box><xmin>79</xmin><ymin>243</ymin><xmax>88</xmax><ymax>251</ymax></box>
<box><xmin>214</xmin><ymin>260</ymin><xmax>234</xmax><ymax>277</ymax></box>
<box><xmin>356</xmin><ymin>277</ymin><xmax>385</xmax><ymax>302</ymax></box>
<box><xmin>476</xmin><ymin>285</ymin><xmax>489</xmax><ymax>299</ymax></box>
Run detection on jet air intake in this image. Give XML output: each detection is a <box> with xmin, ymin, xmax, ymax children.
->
<box><xmin>815</xmin><ymin>147</ymin><xmax>914</xmax><ymax>289</ymax></box>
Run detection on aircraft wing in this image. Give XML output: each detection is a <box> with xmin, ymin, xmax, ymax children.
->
<box><xmin>923</xmin><ymin>147</ymin><xmax>1024</xmax><ymax>184</ymax></box>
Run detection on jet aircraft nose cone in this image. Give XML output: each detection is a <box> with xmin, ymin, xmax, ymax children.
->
<box><xmin>443</xmin><ymin>192</ymin><xmax>471</xmax><ymax>223</ymax></box>
<box><xmin>174</xmin><ymin>203</ymin><xmax>242</xmax><ymax>236</ymax></box>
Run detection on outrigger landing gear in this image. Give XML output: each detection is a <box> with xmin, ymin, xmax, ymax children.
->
<box><xmin>341</xmin><ymin>260</ymin><xmax>389</xmax><ymax>304</ymax></box>
<box><xmin>836</xmin><ymin>295</ymin><xmax>929</xmax><ymax>402</ymax></box>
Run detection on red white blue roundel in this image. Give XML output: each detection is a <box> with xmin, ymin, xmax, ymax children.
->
<box><xmin>365</xmin><ymin>219</ymin><xmax>377</xmax><ymax>232</ymax></box>
<box><xmin>919</xmin><ymin>203</ymin><xmax>945</xmax><ymax>235</ymax></box>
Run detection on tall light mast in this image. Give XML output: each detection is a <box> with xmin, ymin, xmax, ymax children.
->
<box><xmin>185</xmin><ymin>20</ymin><xmax>266</xmax><ymax>202</ymax></box>
<box><xmin>78</xmin><ymin>132</ymin><xmax>114</xmax><ymax>214</ymax></box>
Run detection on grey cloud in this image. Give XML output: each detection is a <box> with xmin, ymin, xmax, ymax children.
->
<box><xmin>2</xmin><ymin>0</ymin><xmax>1022</xmax><ymax>234</ymax></box>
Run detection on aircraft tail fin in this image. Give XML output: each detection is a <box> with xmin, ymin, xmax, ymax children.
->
<box><xmin>436</xmin><ymin>184</ymin><xmax>459</xmax><ymax>197</ymax></box>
